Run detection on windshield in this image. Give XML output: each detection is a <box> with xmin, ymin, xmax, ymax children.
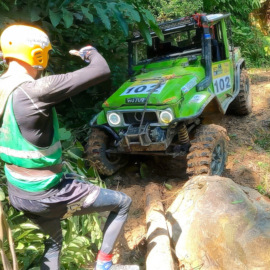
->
<box><xmin>132</xmin><ymin>28</ymin><xmax>202</xmax><ymax>65</ymax></box>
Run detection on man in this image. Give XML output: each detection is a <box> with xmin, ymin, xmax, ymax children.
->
<box><xmin>0</xmin><ymin>24</ymin><xmax>132</xmax><ymax>270</ymax></box>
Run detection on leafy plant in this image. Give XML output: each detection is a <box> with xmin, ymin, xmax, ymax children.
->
<box><xmin>202</xmin><ymin>0</ymin><xmax>270</xmax><ymax>67</ymax></box>
<box><xmin>254</xmin><ymin>129</ymin><xmax>270</xmax><ymax>151</ymax></box>
<box><xmin>256</xmin><ymin>184</ymin><xmax>269</xmax><ymax>198</ymax></box>
<box><xmin>148</xmin><ymin>0</ymin><xmax>203</xmax><ymax>21</ymax></box>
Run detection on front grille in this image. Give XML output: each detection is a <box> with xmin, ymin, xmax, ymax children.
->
<box><xmin>123</xmin><ymin>112</ymin><xmax>158</xmax><ymax>125</ymax></box>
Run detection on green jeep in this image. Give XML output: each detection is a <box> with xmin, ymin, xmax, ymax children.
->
<box><xmin>87</xmin><ymin>13</ymin><xmax>252</xmax><ymax>177</ymax></box>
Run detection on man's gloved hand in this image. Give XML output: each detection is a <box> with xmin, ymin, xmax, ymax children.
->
<box><xmin>69</xmin><ymin>45</ymin><xmax>97</xmax><ymax>63</ymax></box>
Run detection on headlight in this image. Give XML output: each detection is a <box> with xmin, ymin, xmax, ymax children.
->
<box><xmin>160</xmin><ymin>110</ymin><xmax>173</xmax><ymax>124</ymax></box>
<box><xmin>108</xmin><ymin>112</ymin><xmax>121</xmax><ymax>126</ymax></box>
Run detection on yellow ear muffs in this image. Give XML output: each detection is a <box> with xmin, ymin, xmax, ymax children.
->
<box><xmin>31</xmin><ymin>48</ymin><xmax>44</xmax><ymax>65</ymax></box>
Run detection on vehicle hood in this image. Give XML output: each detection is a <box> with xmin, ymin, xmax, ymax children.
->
<box><xmin>103</xmin><ymin>60</ymin><xmax>205</xmax><ymax>109</ymax></box>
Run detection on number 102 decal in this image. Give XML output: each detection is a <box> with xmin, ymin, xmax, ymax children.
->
<box><xmin>120</xmin><ymin>82</ymin><xmax>167</xmax><ymax>96</ymax></box>
<box><xmin>213</xmin><ymin>75</ymin><xmax>231</xmax><ymax>94</ymax></box>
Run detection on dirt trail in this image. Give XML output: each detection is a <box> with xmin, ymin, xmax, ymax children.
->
<box><xmin>109</xmin><ymin>69</ymin><xmax>270</xmax><ymax>269</ymax></box>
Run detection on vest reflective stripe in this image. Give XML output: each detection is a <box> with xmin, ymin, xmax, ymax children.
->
<box><xmin>6</xmin><ymin>166</ymin><xmax>57</xmax><ymax>182</ymax></box>
<box><xmin>0</xmin><ymin>141</ymin><xmax>61</xmax><ymax>159</ymax></box>
<box><xmin>4</xmin><ymin>165</ymin><xmax>63</xmax><ymax>192</ymax></box>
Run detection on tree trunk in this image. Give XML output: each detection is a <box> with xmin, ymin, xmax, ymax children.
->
<box><xmin>145</xmin><ymin>183</ymin><xmax>174</xmax><ymax>270</ymax></box>
<box><xmin>0</xmin><ymin>201</ymin><xmax>18</xmax><ymax>270</ymax></box>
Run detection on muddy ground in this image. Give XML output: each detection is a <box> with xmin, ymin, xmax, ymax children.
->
<box><xmin>89</xmin><ymin>69</ymin><xmax>270</xmax><ymax>269</ymax></box>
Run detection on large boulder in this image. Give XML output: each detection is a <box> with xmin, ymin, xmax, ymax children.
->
<box><xmin>166</xmin><ymin>175</ymin><xmax>270</xmax><ymax>270</ymax></box>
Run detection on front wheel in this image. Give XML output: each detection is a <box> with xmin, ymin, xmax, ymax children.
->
<box><xmin>86</xmin><ymin>128</ymin><xmax>127</xmax><ymax>176</ymax></box>
<box><xmin>187</xmin><ymin>124</ymin><xmax>229</xmax><ymax>177</ymax></box>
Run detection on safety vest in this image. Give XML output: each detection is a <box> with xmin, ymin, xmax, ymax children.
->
<box><xmin>0</xmin><ymin>75</ymin><xmax>63</xmax><ymax>192</ymax></box>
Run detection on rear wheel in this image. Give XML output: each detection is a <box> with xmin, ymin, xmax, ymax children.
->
<box><xmin>86</xmin><ymin>128</ymin><xmax>127</xmax><ymax>176</ymax></box>
<box><xmin>187</xmin><ymin>124</ymin><xmax>229</xmax><ymax>177</ymax></box>
<box><xmin>228</xmin><ymin>69</ymin><xmax>252</xmax><ymax>115</ymax></box>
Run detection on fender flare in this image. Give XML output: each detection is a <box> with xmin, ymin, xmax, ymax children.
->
<box><xmin>234</xmin><ymin>58</ymin><xmax>246</xmax><ymax>95</ymax></box>
<box><xmin>170</xmin><ymin>91</ymin><xmax>216</xmax><ymax>125</ymax></box>
<box><xmin>220</xmin><ymin>58</ymin><xmax>245</xmax><ymax>113</ymax></box>
<box><xmin>89</xmin><ymin>124</ymin><xmax>121</xmax><ymax>142</ymax></box>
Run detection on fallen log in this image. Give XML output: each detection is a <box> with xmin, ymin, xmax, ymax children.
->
<box><xmin>145</xmin><ymin>183</ymin><xmax>174</xmax><ymax>270</ymax></box>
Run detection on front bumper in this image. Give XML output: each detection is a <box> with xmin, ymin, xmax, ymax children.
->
<box><xmin>118</xmin><ymin>124</ymin><xmax>175</xmax><ymax>152</ymax></box>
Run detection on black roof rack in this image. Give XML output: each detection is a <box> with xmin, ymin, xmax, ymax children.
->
<box><xmin>158</xmin><ymin>16</ymin><xmax>195</xmax><ymax>31</ymax></box>
<box><xmin>132</xmin><ymin>16</ymin><xmax>195</xmax><ymax>40</ymax></box>
<box><xmin>131</xmin><ymin>13</ymin><xmax>230</xmax><ymax>41</ymax></box>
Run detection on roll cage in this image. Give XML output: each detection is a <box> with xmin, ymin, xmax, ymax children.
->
<box><xmin>128</xmin><ymin>13</ymin><xmax>232</xmax><ymax>76</ymax></box>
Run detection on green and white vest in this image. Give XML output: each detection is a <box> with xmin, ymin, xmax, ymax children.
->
<box><xmin>0</xmin><ymin>75</ymin><xmax>63</xmax><ymax>192</ymax></box>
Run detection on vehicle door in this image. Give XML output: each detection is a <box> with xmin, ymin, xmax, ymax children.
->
<box><xmin>211</xmin><ymin>20</ymin><xmax>234</xmax><ymax>113</ymax></box>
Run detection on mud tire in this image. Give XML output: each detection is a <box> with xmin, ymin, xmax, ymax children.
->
<box><xmin>187</xmin><ymin>124</ymin><xmax>229</xmax><ymax>177</ymax></box>
<box><xmin>86</xmin><ymin>128</ymin><xmax>127</xmax><ymax>176</ymax></box>
<box><xmin>228</xmin><ymin>69</ymin><xmax>252</xmax><ymax>115</ymax></box>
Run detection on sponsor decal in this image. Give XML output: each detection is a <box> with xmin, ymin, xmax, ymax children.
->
<box><xmin>189</xmin><ymin>94</ymin><xmax>207</xmax><ymax>103</ymax></box>
<box><xmin>213</xmin><ymin>64</ymin><xmax>223</xmax><ymax>76</ymax></box>
<box><xmin>181</xmin><ymin>77</ymin><xmax>197</xmax><ymax>93</ymax></box>
<box><xmin>212</xmin><ymin>62</ymin><xmax>230</xmax><ymax>78</ymax></box>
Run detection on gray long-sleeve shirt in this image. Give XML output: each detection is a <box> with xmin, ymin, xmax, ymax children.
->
<box><xmin>13</xmin><ymin>50</ymin><xmax>110</xmax><ymax>147</ymax></box>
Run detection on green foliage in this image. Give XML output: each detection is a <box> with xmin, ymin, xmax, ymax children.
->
<box><xmin>232</xmin><ymin>23</ymin><xmax>270</xmax><ymax>67</ymax></box>
<box><xmin>203</xmin><ymin>0</ymin><xmax>260</xmax><ymax>16</ymax></box>
<box><xmin>256</xmin><ymin>184</ymin><xmax>269</xmax><ymax>198</ymax></box>
<box><xmin>148</xmin><ymin>0</ymin><xmax>203</xmax><ymax>21</ymax></box>
<box><xmin>202</xmin><ymin>0</ymin><xmax>270</xmax><ymax>67</ymax></box>
<box><xmin>61</xmin><ymin>215</ymin><xmax>103</xmax><ymax>268</ymax></box>
<box><xmin>254</xmin><ymin>129</ymin><xmax>270</xmax><ymax>151</ymax></box>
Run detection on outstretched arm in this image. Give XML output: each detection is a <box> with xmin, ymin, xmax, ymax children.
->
<box><xmin>22</xmin><ymin>49</ymin><xmax>111</xmax><ymax>107</ymax></box>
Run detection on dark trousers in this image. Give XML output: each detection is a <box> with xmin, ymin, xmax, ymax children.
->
<box><xmin>9</xmin><ymin>179</ymin><xmax>132</xmax><ymax>270</ymax></box>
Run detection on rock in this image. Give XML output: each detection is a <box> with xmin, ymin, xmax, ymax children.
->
<box><xmin>166</xmin><ymin>175</ymin><xmax>270</xmax><ymax>270</ymax></box>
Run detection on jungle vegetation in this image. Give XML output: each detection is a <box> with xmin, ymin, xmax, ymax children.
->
<box><xmin>0</xmin><ymin>0</ymin><xmax>269</xmax><ymax>269</ymax></box>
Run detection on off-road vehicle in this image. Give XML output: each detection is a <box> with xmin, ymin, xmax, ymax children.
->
<box><xmin>87</xmin><ymin>13</ymin><xmax>252</xmax><ymax>177</ymax></box>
